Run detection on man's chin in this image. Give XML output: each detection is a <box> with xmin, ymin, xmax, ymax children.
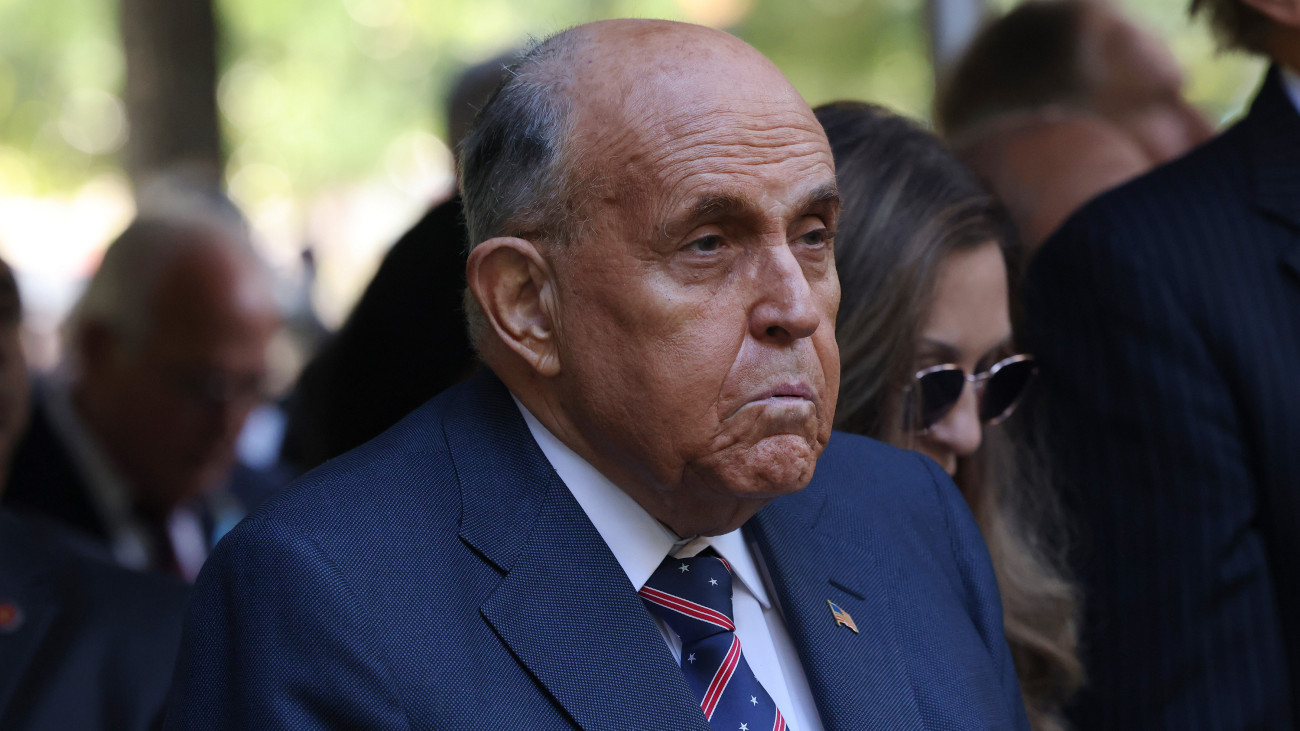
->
<box><xmin>700</xmin><ymin>432</ymin><xmax>823</xmax><ymax>501</ymax></box>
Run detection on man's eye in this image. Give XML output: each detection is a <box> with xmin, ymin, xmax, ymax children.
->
<box><xmin>686</xmin><ymin>235</ymin><xmax>723</xmax><ymax>253</ymax></box>
<box><xmin>799</xmin><ymin>228</ymin><xmax>833</xmax><ymax>248</ymax></box>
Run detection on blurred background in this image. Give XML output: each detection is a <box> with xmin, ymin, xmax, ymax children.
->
<box><xmin>0</xmin><ymin>0</ymin><xmax>1263</xmax><ymax>385</ymax></box>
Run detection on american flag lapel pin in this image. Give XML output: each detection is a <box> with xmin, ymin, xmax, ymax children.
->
<box><xmin>826</xmin><ymin>599</ymin><xmax>858</xmax><ymax>634</ymax></box>
<box><xmin>0</xmin><ymin>600</ymin><xmax>24</xmax><ymax>633</ymax></box>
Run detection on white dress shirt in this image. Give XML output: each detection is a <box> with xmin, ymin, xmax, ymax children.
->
<box><xmin>1283</xmin><ymin>66</ymin><xmax>1300</xmax><ymax>115</ymax></box>
<box><xmin>516</xmin><ymin>399</ymin><xmax>825</xmax><ymax>731</ymax></box>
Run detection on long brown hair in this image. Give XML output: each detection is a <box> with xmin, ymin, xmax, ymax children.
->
<box><xmin>816</xmin><ymin>101</ymin><xmax>1082</xmax><ymax>730</ymax></box>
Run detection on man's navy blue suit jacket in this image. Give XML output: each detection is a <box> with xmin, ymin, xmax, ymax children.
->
<box><xmin>1025</xmin><ymin>67</ymin><xmax>1300</xmax><ymax>729</ymax></box>
<box><xmin>165</xmin><ymin>370</ymin><xmax>1029</xmax><ymax>730</ymax></box>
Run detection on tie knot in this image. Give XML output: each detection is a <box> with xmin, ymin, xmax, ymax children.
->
<box><xmin>639</xmin><ymin>554</ymin><xmax>736</xmax><ymax>644</ymax></box>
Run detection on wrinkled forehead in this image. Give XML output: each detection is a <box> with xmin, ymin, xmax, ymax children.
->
<box><xmin>564</xmin><ymin>26</ymin><xmax>833</xmax><ymax>216</ymax></box>
<box><xmin>571</xmin><ymin>26</ymin><xmax>820</xmax><ymax>143</ymax></box>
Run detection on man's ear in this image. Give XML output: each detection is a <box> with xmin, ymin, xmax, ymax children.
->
<box><xmin>466</xmin><ymin>237</ymin><xmax>561</xmax><ymax>377</ymax></box>
<box><xmin>1241</xmin><ymin>0</ymin><xmax>1300</xmax><ymax>29</ymax></box>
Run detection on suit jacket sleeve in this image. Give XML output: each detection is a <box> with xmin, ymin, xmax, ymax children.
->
<box><xmin>1024</xmin><ymin>210</ymin><xmax>1289</xmax><ymax>727</ymax></box>
<box><xmin>164</xmin><ymin>517</ymin><xmax>412</xmax><ymax>730</ymax></box>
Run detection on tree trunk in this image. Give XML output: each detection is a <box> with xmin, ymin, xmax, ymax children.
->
<box><xmin>119</xmin><ymin>0</ymin><xmax>223</xmax><ymax>189</ymax></box>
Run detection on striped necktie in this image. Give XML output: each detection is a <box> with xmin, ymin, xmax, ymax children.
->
<box><xmin>639</xmin><ymin>553</ymin><xmax>790</xmax><ymax>731</ymax></box>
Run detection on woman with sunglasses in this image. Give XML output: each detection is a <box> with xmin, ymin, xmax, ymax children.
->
<box><xmin>815</xmin><ymin>101</ymin><xmax>1082</xmax><ymax>731</ymax></box>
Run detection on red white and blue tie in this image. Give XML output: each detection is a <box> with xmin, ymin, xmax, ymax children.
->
<box><xmin>639</xmin><ymin>553</ymin><xmax>790</xmax><ymax>731</ymax></box>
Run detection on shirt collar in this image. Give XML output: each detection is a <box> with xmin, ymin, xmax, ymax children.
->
<box><xmin>1283</xmin><ymin>66</ymin><xmax>1300</xmax><ymax>117</ymax></box>
<box><xmin>697</xmin><ymin>529</ymin><xmax>772</xmax><ymax>610</ymax></box>
<box><xmin>514</xmin><ymin>396</ymin><xmax>771</xmax><ymax>609</ymax></box>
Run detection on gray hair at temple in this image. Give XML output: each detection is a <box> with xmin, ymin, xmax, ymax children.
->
<box><xmin>445</xmin><ymin>50</ymin><xmax>520</xmax><ymax>152</ymax></box>
<box><xmin>457</xmin><ymin>29</ymin><xmax>585</xmax><ymax>345</ymax></box>
<box><xmin>457</xmin><ymin>31</ymin><xmax>585</xmax><ymax>250</ymax></box>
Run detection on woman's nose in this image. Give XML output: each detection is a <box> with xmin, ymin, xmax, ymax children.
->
<box><xmin>930</xmin><ymin>383</ymin><xmax>984</xmax><ymax>457</ymax></box>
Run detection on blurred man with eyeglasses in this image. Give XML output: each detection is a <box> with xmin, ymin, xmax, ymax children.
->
<box><xmin>2</xmin><ymin>210</ymin><xmax>280</xmax><ymax>581</ymax></box>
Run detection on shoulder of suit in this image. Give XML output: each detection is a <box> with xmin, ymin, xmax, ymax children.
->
<box><xmin>246</xmin><ymin>389</ymin><xmax>464</xmax><ymax>540</ymax></box>
<box><xmin>1033</xmin><ymin>121</ymin><xmax>1253</xmax><ymax>279</ymax></box>
<box><xmin>812</xmin><ymin>432</ymin><xmax>950</xmax><ymax>516</ymax></box>
<box><xmin>1076</xmin><ymin>123</ymin><xmax>1249</xmax><ymax>230</ymax></box>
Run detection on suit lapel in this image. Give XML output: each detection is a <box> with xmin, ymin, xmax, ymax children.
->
<box><xmin>749</xmin><ymin>487</ymin><xmax>925</xmax><ymax>731</ymax></box>
<box><xmin>479</xmin><ymin>484</ymin><xmax>709</xmax><ymax>731</ymax></box>
<box><xmin>447</xmin><ymin>372</ymin><xmax>708</xmax><ymax>731</ymax></box>
<box><xmin>1245</xmin><ymin>66</ymin><xmax>1300</xmax><ymax>283</ymax></box>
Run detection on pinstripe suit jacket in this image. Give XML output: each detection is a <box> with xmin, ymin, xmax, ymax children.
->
<box><xmin>163</xmin><ymin>369</ymin><xmax>1029</xmax><ymax>729</ymax></box>
<box><xmin>1024</xmin><ymin>67</ymin><xmax>1300</xmax><ymax>729</ymax></box>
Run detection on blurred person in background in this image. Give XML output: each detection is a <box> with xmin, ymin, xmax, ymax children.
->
<box><xmin>950</xmin><ymin>111</ymin><xmax>1151</xmax><ymax>248</ymax></box>
<box><xmin>0</xmin><ymin>253</ymin><xmax>189</xmax><ymax>731</ymax></box>
<box><xmin>0</xmin><ymin>251</ymin><xmax>28</xmax><ymax>488</ymax></box>
<box><xmin>2</xmin><ymin>210</ymin><xmax>281</xmax><ymax>581</ymax></box>
<box><xmin>1023</xmin><ymin>0</ymin><xmax>1300</xmax><ymax>725</ymax></box>
<box><xmin>817</xmin><ymin>101</ymin><xmax>1082</xmax><ymax>731</ymax></box>
<box><xmin>937</xmin><ymin>0</ymin><xmax>1214</xmax><ymax>248</ymax></box>
<box><xmin>279</xmin><ymin>51</ymin><xmax>514</xmax><ymax>473</ymax></box>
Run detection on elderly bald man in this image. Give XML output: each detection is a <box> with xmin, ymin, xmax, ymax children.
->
<box><xmin>4</xmin><ymin>214</ymin><xmax>280</xmax><ymax>581</ymax></box>
<box><xmin>166</xmin><ymin>20</ymin><xmax>1028</xmax><ymax>730</ymax></box>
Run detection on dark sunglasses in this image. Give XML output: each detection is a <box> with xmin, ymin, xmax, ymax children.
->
<box><xmin>902</xmin><ymin>354</ymin><xmax>1037</xmax><ymax>432</ymax></box>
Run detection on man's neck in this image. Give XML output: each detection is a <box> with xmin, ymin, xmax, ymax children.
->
<box><xmin>509</xmin><ymin>384</ymin><xmax>766</xmax><ymax>537</ymax></box>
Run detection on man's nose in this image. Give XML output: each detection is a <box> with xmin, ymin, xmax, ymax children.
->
<box><xmin>931</xmin><ymin>385</ymin><xmax>983</xmax><ymax>457</ymax></box>
<box><xmin>749</xmin><ymin>244</ymin><xmax>821</xmax><ymax>343</ymax></box>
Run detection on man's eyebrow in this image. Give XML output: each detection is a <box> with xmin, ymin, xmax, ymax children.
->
<box><xmin>660</xmin><ymin>194</ymin><xmax>754</xmax><ymax>239</ymax></box>
<box><xmin>796</xmin><ymin>182</ymin><xmax>840</xmax><ymax>213</ymax></box>
<box><xmin>685</xmin><ymin>194</ymin><xmax>750</xmax><ymax>222</ymax></box>
<box><xmin>679</xmin><ymin>182</ymin><xmax>840</xmax><ymax>226</ymax></box>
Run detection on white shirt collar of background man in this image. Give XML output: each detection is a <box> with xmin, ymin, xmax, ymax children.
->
<box><xmin>1283</xmin><ymin>65</ymin><xmax>1300</xmax><ymax>115</ymax></box>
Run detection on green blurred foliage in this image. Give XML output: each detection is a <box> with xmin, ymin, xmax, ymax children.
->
<box><xmin>741</xmin><ymin>0</ymin><xmax>932</xmax><ymax>117</ymax></box>
<box><xmin>214</xmin><ymin>0</ymin><xmax>693</xmax><ymax>199</ymax></box>
<box><xmin>0</xmin><ymin>0</ymin><xmax>123</xmax><ymax>193</ymax></box>
<box><xmin>0</xmin><ymin>0</ymin><xmax>1273</xmax><ymax>202</ymax></box>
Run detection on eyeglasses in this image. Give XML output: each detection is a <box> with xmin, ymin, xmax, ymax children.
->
<box><xmin>162</xmin><ymin>366</ymin><xmax>269</xmax><ymax>412</ymax></box>
<box><xmin>902</xmin><ymin>354</ymin><xmax>1037</xmax><ymax>432</ymax></box>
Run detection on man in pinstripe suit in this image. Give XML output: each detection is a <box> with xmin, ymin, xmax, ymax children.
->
<box><xmin>1024</xmin><ymin>1</ymin><xmax>1300</xmax><ymax>728</ymax></box>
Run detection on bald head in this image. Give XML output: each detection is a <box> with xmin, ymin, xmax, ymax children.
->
<box><xmin>70</xmin><ymin>216</ymin><xmax>280</xmax><ymax>513</ymax></box>
<box><xmin>459</xmin><ymin>20</ymin><xmax>817</xmax><ymax>249</ymax></box>
<box><xmin>564</xmin><ymin>19</ymin><xmax>792</xmax><ymax>104</ymax></box>
<box><xmin>67</xmin><ymin>218</ymin><xmax>274</xmax><ymax>355</ymax></box>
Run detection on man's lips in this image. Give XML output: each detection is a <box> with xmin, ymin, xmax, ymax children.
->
<box><xmin>721</xmin><ymin>380</ymin><xmax>821</xmax><ymax>421</ymax></box>
<box><xmin>750</xmin><ymin>382</ymin><xmax>816</xmax><ymax>404</ymax></box>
